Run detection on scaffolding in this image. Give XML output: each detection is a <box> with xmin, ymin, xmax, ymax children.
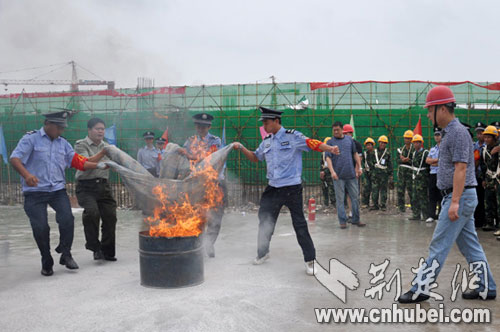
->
<box><xmin>1</xmin><ymin>81</ymin><xmax>499</xmax><ymax>206</ymax></box>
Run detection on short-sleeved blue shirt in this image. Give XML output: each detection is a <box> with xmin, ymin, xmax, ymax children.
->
<box><xmin>10</xmin><ymin>127</ymin><xmax>75</xmax><ymax>192</ymax></box>
<box><xmin>326</xmin><ymin>135</ymin><xmax>356</xmax><ymax>180</ymax></box>
<box><xmin>437</xmin><ymin>118</ymin><xmax>477</xmax><ymax>190</ymax></box>
<box><xmin>254</xmin><ymin>127</ymin><xmax>310</xmax><ymax>187</ymax></box>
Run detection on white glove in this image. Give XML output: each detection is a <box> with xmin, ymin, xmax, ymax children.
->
<box><xmin>97</xmin><ymin>162</ymin><xmax>107</xmax><ymax>170</ymax></box>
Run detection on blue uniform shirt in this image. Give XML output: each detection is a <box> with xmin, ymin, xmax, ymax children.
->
<box><xmin>473</xmin><ymin>140</ymin><xmax>485</xmax><ymax>178</ymax></box>
<box><xmin>137</xmin><ymin>146</ymin><xmax>160</xmax><ymax>171</ymax></box>
<box><xmin>183</xmin><ymin>132</ymin><xmax>222</xmax><ymax>154</ymax></box>
<box><xmin>428</xmin><ymin>144</ymin><xmax>440</xmax><ymax>174</ymax></box>
<box><xmin>10</xmin><ymin>127</ymin><xmax>75</xmax><ymax>192</ymax></box>
<box><xmin>254</xmin><ymin>127</ymin><xmax>310</xmax><ymax>188</ymax></box>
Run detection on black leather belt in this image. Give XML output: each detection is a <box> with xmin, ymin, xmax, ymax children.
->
<box><xmin>440</xmin><ymin>186</ymin><xmax>475</xmax><ymax>196</ymax></box>
<box><xmin>78</xmin><ymin>178</ymin><xmax>107</xmax><ymax>184</ymax></box>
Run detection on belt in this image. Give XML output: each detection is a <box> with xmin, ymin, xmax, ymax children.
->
<box><xmin>399</xmin><ymin>164</ymin><xmax>413</xmax><ymax>169</ymax></box>
<box><xmin>440</xmin><ymin>186</ymin><xmax>475</xmax><ymax>196</ymax></box>
<box><xmin>78</xmin><ymin>178</ymin><xmax>108</xmax><ymax>184</ymax></box>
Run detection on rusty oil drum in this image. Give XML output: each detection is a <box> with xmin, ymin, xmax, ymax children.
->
<box><xmin>139</xmin><ymin>231</ymin><xmax>204</xmax><ymax>288</ymax></box>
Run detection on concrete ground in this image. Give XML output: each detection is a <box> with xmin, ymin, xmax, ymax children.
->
<box><xmin>0</xmin><ymin>205</ymin><xmax>499</xmax><ymax>332</ymax></box>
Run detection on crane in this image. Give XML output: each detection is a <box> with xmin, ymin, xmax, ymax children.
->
<box><xmin>0</xmin><ymin>61</ymin><xmax>115</xmax><ymax>91</ymax></box>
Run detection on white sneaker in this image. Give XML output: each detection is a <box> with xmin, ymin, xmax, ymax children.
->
<box><xmin>493</xmin><ymin>230</ymin><xmax>500</xmax><ymax>236</ymax></box>
<box><xmin>305</xmin><ymin>260</ymin><xmax>315</xmax><ymax>276</ymax></box>
<box><xmin>253</xmin><ymin>253</ymin><xmax>270</xmax><ymax>265</ymax></box>
<box><xmin>425</xmin><ymin>217</ymin><xmax>434</xmax><ymax>223</ymax></box>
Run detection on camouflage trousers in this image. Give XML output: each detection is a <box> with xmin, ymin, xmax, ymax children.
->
<box><xmin>397</xmin><ymin>166</ymin><xmax>413</xmax><ymax>212</ymax></box>
<box><xmin>372</xmin><ymin>170</ymin><xmax>389</xmax><ymax>209</ymax></box>
<box><xmin>412</xmin><ymin>173</ymin><xmax>429</xmax><ymax>220</ymax></box>
<box><xmin>361</xmin><ymin>171</ymin><xmax>373</xmax><ymax>206</ymax></box>
<box><xmin>321</xmin><ymin>168</ymin><xmax>336</xmax><ymax>206</ymax></box>
<box><xmin>484</xmin><ymin>179</ymin><xmax>500</xmax><ymax>226</ymax></box>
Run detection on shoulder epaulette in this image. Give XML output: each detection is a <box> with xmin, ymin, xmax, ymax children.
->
<box><xmin>264</xmin><ymin>134</ymin><xmax>272</xmax><ymax>140</ymax></box>
<box><xmin>285</xmin><ymin>129</ymin><xmax>296</xmax><ymax>134</ymax></box>
<box><xmin>25</xmin><ymin>130</ymin><xmax>37</xmax><ymax>135</ymax></box>
<box><xmin>75</xmin><ymin>139</ymin><xmax>85</xmax><ymax>144</ymax></box>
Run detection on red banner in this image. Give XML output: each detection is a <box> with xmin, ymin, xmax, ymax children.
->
<box><xmin>0</xmin><ymin>86</ymin><xmax>186</xmax><ymax>99</ymax></box>
<box><xmin>310</xmin><ymin>80</ymin><xmax>500</xmax><ymax>91</ymax></box>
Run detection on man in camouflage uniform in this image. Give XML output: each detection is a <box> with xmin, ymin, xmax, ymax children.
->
<box><xmin>409</xmin><ymin>134</ymin><xmax>430</xmax><ymax>221</ymax></box>
<box><xmin>361</xmin><ymin>137</ymin><xmax>376</xmax><ymax>208</ymax></box>
<box><xmin>320</xmin><ymin>137</ymin><xmax>336</xmax><ymax>207</ymax></box>
<box><xmin>371</xmin><ymin>135</ymin><xmax>392</xmax><ymax>211</ymax></box>
<box><xmin>479</xmin><ymin>125</ymin><xmax>500</xmax><ymax>232</ymax></box>
<box><xmin>397</xmin><ymin>130</ymin><xmax>415</xmax><ymax>212</ymax></box>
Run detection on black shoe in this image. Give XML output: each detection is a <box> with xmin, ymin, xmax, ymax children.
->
<box><xmin>398</xmin><ymin>291</ymin><xmax>430</xmax><ymax>303</ymax></box>
<box><xmin>93</xmin><ymin>250</ymin><xmax>104</xmax><ymax>260</ymax></box>
<box><xmin>60</xmin><ymin>255</ymin><xmax>79</xmax><ymax>269</ymax></box>
<box><xmin>408</xmin><ymin>216</ymin><xmax>421</xmax><ymax>221</ymax></box>
<box><xmin>482</xmin><ymin>224</ymin><xmax>495</xmax><ymax>232</ymax></box>
<box><xmin>41</xmin><ymin>268</ymin><xmax>54</xmax><ymax>276</ymax></box>
<box><xmin>381</xmin><ymin>207</ymin><xmax>387</xmax><ymax>211</ymax></box>
<box><xmin>462</xmin><ymin>289</ymin><xmax>496</xmax><ymax>300</ymax></box>
<box><xmin>103</xmin><ymin>255</ymin><xmax>117</xmax><ymax>261</ymax></box>
<box><xmin>369</xmin><ymin>206</ymin><xmax>379</xmax><ymax>211</ymax></box>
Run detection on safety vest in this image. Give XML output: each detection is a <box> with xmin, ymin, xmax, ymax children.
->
<box><xmin>482</xmin><ymin>146</ymin><xmax>500</xmax><ymax>181</ymax></box>
<box><xmin>412</xmin><ymin>149</ymin><xmax>429</xmax><ymax>179</ymax></box>
<box><xmin>374</xmin><ymin>148</ymin><xmax>388</xmax><ymax>170</ymax></box>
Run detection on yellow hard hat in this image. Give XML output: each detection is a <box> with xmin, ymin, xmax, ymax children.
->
<box><xmin>483</xmin><ymin>125</ymin><xmax>499</xmax><ymax>137</ymax></box>
<box><xmin>412</xmin><ymin>134</ymin><xmax>424</xmax><ymax>143</ymax></box>
<box><xmin>323</xmin><ymin>136</ymin><xmax>331</xmax><ymax>144</ymax></box>
<box><xmin>378</xmin><ymin>135</ymin><xmax>388</xmax><ymax>143</ymax></box>
<box><xmin>364</xmin><ymin>137</ymin><xmax>375</xmax><ymax>145</ymax></box>
<box><xmin>403</xmin><ymin>130</ymin><xmax>414</xmax><ymax>139</ymax></box>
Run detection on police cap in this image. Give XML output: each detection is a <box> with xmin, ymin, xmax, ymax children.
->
<box><xmin>259</xmin><ymin>106</ymin><xmax>283</xmax><ymax>121</ymax></box>
<box><xmin>143</xmin><ymin>131</ymin><xmax>155</xmax><ymax>139</ymax></box>
<box><xmin>43</xmin><ymin>110</ymin><xmax>71</xmax><ymax>128</ymax></box>
<box><xmin>192</xmin><ymin>113</ymin><xmax>214</xmax><ymax>125</ymax></box>
<box><xmin>475</xmin><ymin>121</ymin><xmax>486</xmax><ymax>131</ymax></box>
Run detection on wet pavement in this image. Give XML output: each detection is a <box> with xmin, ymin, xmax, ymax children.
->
<box><xmin>0</xmin><ymin>205</ymin><xmax>499</xmax><ymax>331</ymax></box>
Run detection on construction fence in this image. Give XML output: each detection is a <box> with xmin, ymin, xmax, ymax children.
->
<box><xmin>1</xmin><ymin>81</ymin><xmax>500</xmax><ymax>207</ymax></box>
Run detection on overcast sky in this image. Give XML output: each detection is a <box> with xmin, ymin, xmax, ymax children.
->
<box><xmin>0</xmin><ymin>0</ymin><xmax>499</xmax><ymax>93</ymax></box>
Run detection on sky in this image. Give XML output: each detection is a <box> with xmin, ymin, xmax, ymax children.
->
<box><xmin>0</xmin><ymin>0</ymin><xmax>499</xmax><ymax>93</ymax></box>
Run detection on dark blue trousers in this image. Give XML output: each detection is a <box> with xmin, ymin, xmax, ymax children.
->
<box><xmin>257</xmin><ymin>184</ymin><xmax>316</xmax><ymax>262</ymax></box>
<box><xmin>23</xmin><ymin>189</ymin><xmax>74</xmax><ymax>269</ymax></box>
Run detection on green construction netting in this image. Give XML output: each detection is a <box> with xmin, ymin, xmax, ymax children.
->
<box><xmin>1</xmin><ymin>81</ymin><xmax>499</xmax><ymax>185</ymax></box>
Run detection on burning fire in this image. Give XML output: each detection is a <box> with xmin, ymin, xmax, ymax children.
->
<box><xmin>146</xmin><ymin>137</ymin><xmax>224</xmax><ymax>237</ymax></box>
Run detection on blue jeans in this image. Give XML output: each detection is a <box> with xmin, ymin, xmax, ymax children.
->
<box><xmin>333</xmin><ymin>178</ymin><xmax>360</xmax><ymax>225</ymax></box>
<box><xmin>23</xmin><ymin>189</ymin><xmax>75</xmax><ymax>268</ymax></box>
<box><xmin>411</xmin><ymin>188</ymin><xmax>496</xmax><ymax>294</ymax></box>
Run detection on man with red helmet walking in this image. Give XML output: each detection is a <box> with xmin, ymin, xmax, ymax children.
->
<box><xmin>398</xmin><ymin>86</ymin><xmax>496</xmax><ymax>303</ymax></box>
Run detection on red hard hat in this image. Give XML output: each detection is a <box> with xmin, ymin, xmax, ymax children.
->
<box><xmin>424</xmin><ymin>86</ymin><xmax>456</xmax><ymax>108</ymax></box>
<box><xmin>343</xmin><ymin>124</ymin><xmax>354</xmax><ymax>133</ymax></box>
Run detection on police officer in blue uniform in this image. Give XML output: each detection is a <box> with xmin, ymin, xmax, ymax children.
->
<box><xmin>137</xmin><ymin>131</ymin><xmax>160</xmax><ymax>176</ymax></box>
<box><xmin>234</xmin><ymin>107</ymin><xmax>339</xmax><ymax>275</ymax></box>
<box><xmin>178</xmin><ymin>113</ymin><xmax>225</xmax><ymax>258</ymax></box>
<box><xmin>10</xmin><ymin>111</ymin><xmax>107</xmax><ymax>276</ymax></box>
<box><xmin>155</xmin><ymin>137</ymin><xmax>167</xmax><ymax>175</ymax></box>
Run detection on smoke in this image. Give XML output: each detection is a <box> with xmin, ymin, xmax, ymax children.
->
<box><xmin>0</xmin><ymin>0</ymin><xmax>180</xmax><ymax>92</ymax></box>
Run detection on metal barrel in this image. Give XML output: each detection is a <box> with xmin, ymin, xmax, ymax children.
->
<box><xmin>139</xmin><ymin>231</ymin><xmax>204</xmax><ymax>288</ymax></box>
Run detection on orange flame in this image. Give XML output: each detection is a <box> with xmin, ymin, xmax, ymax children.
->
<box><xmin>145</xmin><ymin>136</ymin><xmax>223</xmax><ymax>237</ymax></box>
